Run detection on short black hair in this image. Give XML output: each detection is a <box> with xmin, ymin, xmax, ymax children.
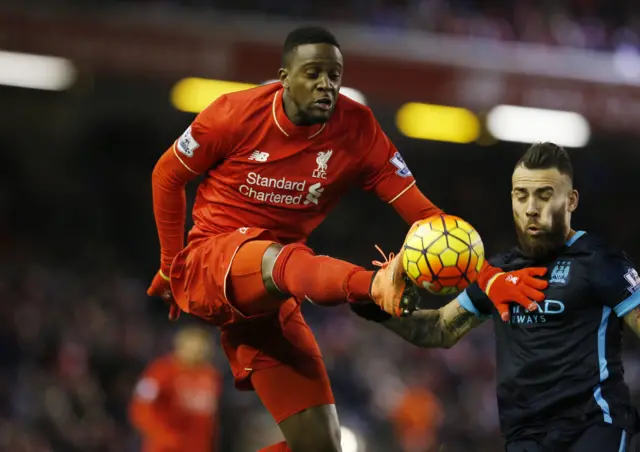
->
<box><xmin>516</xmin><ymin>142</ymin><xmax>574</xmax><ymax>183</ymax></box>
<box><xmin>282</xmin><ymin>26</ymin><xmax>340</xmax><ymax>67</ymax></box>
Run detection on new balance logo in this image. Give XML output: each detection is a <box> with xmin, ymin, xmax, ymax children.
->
<box><xmin>248</xmin><ymin>151</ymin><xmax>270</xmax><ymax>162</ymax></box>
<box><xmin>506</xmin><ymin>275</ymin><xmax>519</xmax><ymax>285</ymax></box>
<box><xmin>304</xmin><ymin>182</ymin><xmax>324</xmax><ymax>205</ymax></box>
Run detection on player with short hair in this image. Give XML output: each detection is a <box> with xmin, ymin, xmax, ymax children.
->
<box><xmin>352</xmin><ymin>142</ymin><xmax>640</xmax><ymax>451</ymax></box>
<box><xmin>147</xmin><ymin>27</ymin><xmax>548</xmax><ymax>452</ymax></box>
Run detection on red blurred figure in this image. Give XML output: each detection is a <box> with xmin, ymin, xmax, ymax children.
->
<box><xmin>129</xmin><ymin>327</ymin><xmax>222</xmax><ymax>452</ymax></box>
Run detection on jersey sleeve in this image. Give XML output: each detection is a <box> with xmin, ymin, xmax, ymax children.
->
<box><xmin>172</xmin><ymin>94</ymin><xmax>235</xmax><ymax>175</ymax></box>
<box><xmin>592</xmin><ymin>250</ymin><xmax>640</xmax><ymax>317</ymax></box>
<box><xmin>391</xmin><ymin>185</ymin><xmax>444</xmax><ymax>225</ymax></box>
<box><xmin>359</xmin><ymin>109</ymin><xmax>416</xmax><ymax>203</ymax></box>
<box><xmin>458</xmin><ymin>283</ymin><xmax>493</xmax><ymax>319</ymax></box>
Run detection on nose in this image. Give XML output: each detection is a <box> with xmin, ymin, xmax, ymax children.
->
<box><xmin>316</xmin><ymin>74</ymin><xmax>331</xmax><ymax>91</ymax></box>
<box><xmin>525</xmin><ymin>198</ymin><xmax>539</xmax><ymax>218</ymax></box>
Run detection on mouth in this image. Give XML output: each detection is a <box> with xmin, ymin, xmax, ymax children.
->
<box><xmin>312</xmin><ymin>97</ymin><xmax>333</xmax><ymax>111</ymax></box>
<box><xmin>526</xmin><ymin>225</ymin><xmax>544</xmax><ymax>236</ymax></box>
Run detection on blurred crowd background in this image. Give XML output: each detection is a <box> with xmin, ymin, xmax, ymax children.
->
<box><xmin>32</xmin><ymin>0</ymin><xmax>640</xmax><ymax>51</ymax></box>
<box><xmin>1</xmin><ymin>1</ymin><xmax>640</xmax><ymax>451</ymax></box>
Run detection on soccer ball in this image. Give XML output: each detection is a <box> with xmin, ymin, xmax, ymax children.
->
<box><xmin>402</xmin><ymin>215</ymin><xmax>485</xmax><ymax>295</ymax></box>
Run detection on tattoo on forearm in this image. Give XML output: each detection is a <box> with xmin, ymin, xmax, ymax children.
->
<box><xmin>382</xmin><ymin>302</ymin><xmax>482</xmax><ymax>348</ymax></box>
<box><xmin>382</xmin><ymin>310</ymin><xmax>445</xmax><ymax>347</ymax></box>
<box><xmin>442</xmin><ymin>304</ymin><xmax>478</xmax><ymax>340</ymax></box>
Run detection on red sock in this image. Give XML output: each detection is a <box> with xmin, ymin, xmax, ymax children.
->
<box><xmin>259</xmin><ymin>442</ymin><xmax>291</xmax><ymax>452</ymax></box>
<box><xmin>272</xmin><ymin>244</ymin><xmax>374</xmax><ymax>305</ymax></box>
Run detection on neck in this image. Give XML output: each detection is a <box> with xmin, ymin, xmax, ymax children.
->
<box><xmin>282</xmin><ymin>90</ymin><xmax>307</xmax><ymax>126</ymax></box>
<box><xmin>566</xmin><ymin>228</ymin><xmax>576</xmax><ymax>242</ymax></box>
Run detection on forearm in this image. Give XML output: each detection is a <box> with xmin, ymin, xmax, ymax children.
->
<box><xmin>382</xmin><ymin>300</ymin><xmax>483</xmax><ymax>348</ymax></box>
<box><xmin>151</xmin><ymin>149</ymin><xmax>195</xmax><ymax>272</ymax></box>
<box><xmin>391</xmin><ymin>185</ymin><xmax>444</xmax><ymax>225</ymax></box>
<box><xmin>382</xmin><ymin>309</ymin><xmax>455</xmax><ymax>348</ymax></box>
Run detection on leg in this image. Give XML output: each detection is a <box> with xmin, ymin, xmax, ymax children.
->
<box><xmin>569</xmin><ymin>424</ymin><xmax>629</xmax><ymax>452</ymax></box>
<box><xmin>228</xmin><ymin>239</ymin><xmax>374</xmax><ymax>317</ymax></box>
<box><xmin>249</xmin><ymin>308</ymin><xmax>341</xmax><ymax>452</ymax></box>
<box><xmin>251</xmin><ymin>358</ymin><xmax>341</xmax><ymax>452</ymax></box>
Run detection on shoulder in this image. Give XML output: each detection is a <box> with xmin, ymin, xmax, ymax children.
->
<box><xmin>145</xmin><ymin>355</ymin><xmax>175</xmax><ymax>377</ymax></box>
<box><xmin>223</xmin><ymin>82</ymin><xmax>278</xmax><ymax>107</ymax></box>
<box><xmin>570</xmin><ymin>232</ymin><xmax>632</xmax><ymax>266</ymax></box>
<box><xmin>200</xmin><ymin>83</ymin><xmax>277</xmax><ymax>125</ymax></box>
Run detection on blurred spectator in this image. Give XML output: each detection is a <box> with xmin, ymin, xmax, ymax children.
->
<box><xmin>116</xmin><ymin>0</ymin><xmax>640</xmax><ymax>52</ymax></box>
<box><xmin>129</xmin><ymin>326</ymin><xmax>222</xmax><ymax>452</ymax></box>
<box><xmin>390</xmin><ymin>385</ymin><xmax>444</xmax><ymax>452</ymax></box>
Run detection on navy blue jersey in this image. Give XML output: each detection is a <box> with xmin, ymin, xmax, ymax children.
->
<box><xmin>459</xmin><ymin>231</ymin><xmax>640</xmax><ymax>442</ymax></box>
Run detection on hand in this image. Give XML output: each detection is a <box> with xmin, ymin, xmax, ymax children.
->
<box><xmin>485</xmin><ymin>267</ymin><xmax>548</xmax><ymax>322</ymax></box>
<box><xmin>147</xmin><ymin>270</ymin><xmax>181</xmax><ymax>321</ymax></box>
<box><xmin>350</xmin><ymin>300</ymin><xmax>392</xmax><ymax>323</ymax></box>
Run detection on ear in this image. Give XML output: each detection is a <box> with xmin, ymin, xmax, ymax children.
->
<box><xmin>567</xmin><ymin>189</ymin><xmax>579</xmax><ymax>213</ymax></box>
<box><xmin>278</xmin><ymin>68</ymin><xmax>289</xmax><ymax>89</ymax></box>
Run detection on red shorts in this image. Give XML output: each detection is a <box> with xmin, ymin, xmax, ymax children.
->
<box><xmin>169</xmin><ymin>228</ymin><xmax>334</xmax><ymax>420</ymax></box>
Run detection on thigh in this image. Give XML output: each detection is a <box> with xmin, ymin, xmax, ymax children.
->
<box><xmin>251</xmin><ymin>357</ymin><xmax>335</xmax><ymax>423</ymax></box>
<box><xmin>249</xmin><ymin>310</ymin><xmax>333</xmax><ymax>422</ymax></box>
<box><xmin>170</xmin><ymin>227</ymin><xmax>277</xmax><ymax>326</ymax></box>
<box><xmin>570</xmin><ymin>424</ymin><xmax>629</xmax><ymax>452</ymax></box>
<box><xmin>251</xmin><ymin>359</ymin><xmax>340</xmax><ymax>452</ymax></box>
<box><xmin>221</xmin><ymin>301</ymin><xmax>324</xmax><ymax>390</ymax></box>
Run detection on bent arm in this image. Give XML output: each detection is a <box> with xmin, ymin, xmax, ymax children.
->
<box><xmin>382</xmin><ymin>299</ymin><xmax>486</xmax><ymax>348</ymax></box>
<box><xmin>152</xmin><ymin>148</ymin><xmax>200</xmax><ymax>273</ymax></box>
<box><xmin>152</xmin><ymin>95</ymin><xmax>235</xmax><ymax>273</ymax></box>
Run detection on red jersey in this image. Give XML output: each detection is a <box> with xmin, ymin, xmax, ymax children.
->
<box><xmin>177</xmin><ymin>83</ymin><xmax>414</xmax><ymax>238</ymax></box>
<box><xmin>152</xmin><ymin>83</ymin><xmax>441</xmax><ymax>271</ymax></box>
<box><xmin>129</xmin><ymin>355</ymin><xmax>222</xmax><ymax>452</ymax></box>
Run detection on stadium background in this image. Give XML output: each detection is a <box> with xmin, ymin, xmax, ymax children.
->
<box><xmin>1</xmin><ymin>1</ymin><xmax>640</xmax><ymax>451</ymax></box>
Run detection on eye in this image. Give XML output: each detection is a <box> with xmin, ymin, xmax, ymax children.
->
<box><xmin>513</xmin><ymin>192</ymin><xmax>527</xmax><ymax>202</ymax></box>
<box><xmin>305</xmin><ymin>71</ymin><xmax>319</xmax><ymax>79</ymax></box>
<box><xmin>538</xmin><ymin>191</ymin><xmax>553</xmax><ymax>201</ymax></box>
<box><xmin>330</xmin><ymin>72</ymin><xmax>341</xmax><ymax>80</ymax></box>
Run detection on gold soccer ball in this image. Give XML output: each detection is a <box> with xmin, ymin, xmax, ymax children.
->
<box><xmin>402</xmin><ymin>215</ymin><xmax>485</xmax><ymax>295</ymax></box>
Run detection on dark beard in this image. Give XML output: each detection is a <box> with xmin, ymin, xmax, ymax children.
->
<box><xmin>515</xmin><ymin>210</ymin><xmax>568</xmax><ymax>259</ymax></box>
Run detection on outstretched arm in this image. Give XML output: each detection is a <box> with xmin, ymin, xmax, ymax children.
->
<box><xmin>351</xmin><ymin>297</ymin><xmax>486</xmax><ymax>348</ymax></box>
<box><xmin>382</xmin><ymin>299</ymin><xmax>485</xmax><ymax>348</ymax></box>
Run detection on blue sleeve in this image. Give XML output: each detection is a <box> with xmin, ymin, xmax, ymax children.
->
<box><xmin>592</xmin><ymin>250</ymin><xmax>640</xmax><ymax>318</ymax></box>
<box><xmin>458</xmin><ymin>283</ymin><xmax>493</xmax><ymax>319</ymax></box>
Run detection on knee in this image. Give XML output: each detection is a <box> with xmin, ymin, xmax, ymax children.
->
<box><xmin>288</xmin><ymin>426</ymin><xmax>341</xmax><ymax>452</ymax></box>
<box><xmin>280</xmin><ymin>405</ymin><xmax>342</xmax><ymax>452</ymax></box>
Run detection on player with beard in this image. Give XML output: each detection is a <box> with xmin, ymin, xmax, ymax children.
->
<box><xmin>351</xmin><ymin>142</ymin><xmax>640</xmax><ymax>451</ymax></box>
